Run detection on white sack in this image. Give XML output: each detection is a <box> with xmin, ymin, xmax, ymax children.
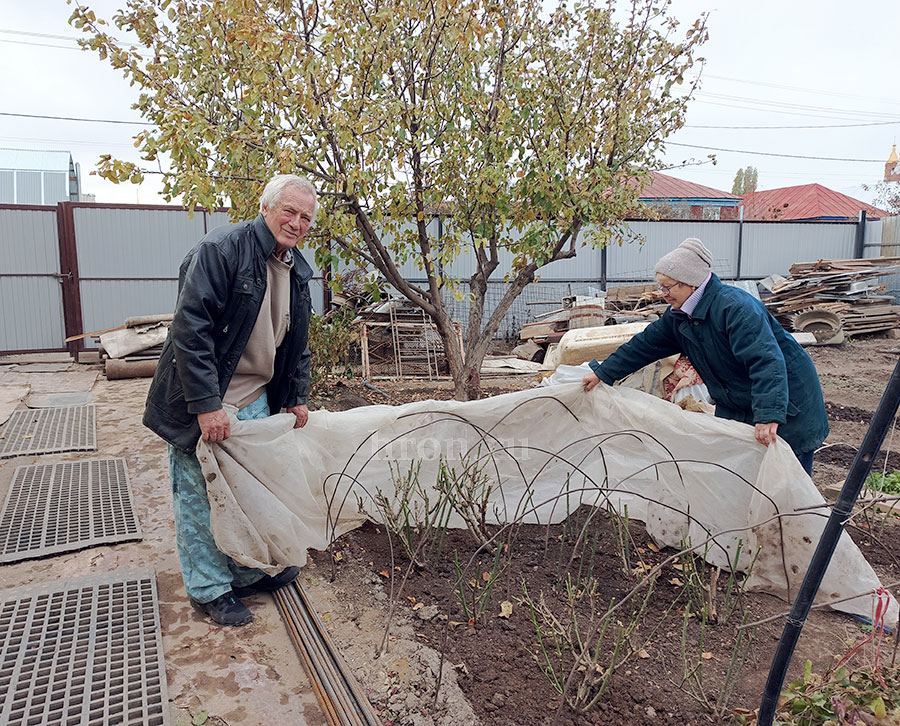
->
<box><xmin>198</xmin><ymin>383</ymin><xmax>896</xmax><ymax>622</ymax></box>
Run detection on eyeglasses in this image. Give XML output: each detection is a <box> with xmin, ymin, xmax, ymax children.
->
<box><xmin>657</xmin><ymin>282</ymin><xmax>682</xmax><ymax>295</ymax></box>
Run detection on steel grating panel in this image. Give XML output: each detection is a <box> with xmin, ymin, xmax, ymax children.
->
<box><xmin>0</xmin><ymin>569</ymin><xmax>170</xmax><ymax>726</ymax></box>
<box><xmin>0</xmin><ymin>406</ymin><xmax>96</xmax><ymax>458</ymax></box>
<box><xmin>0</xmin><ymin>459</ymin><xmax>142</xmax><ymax>564</ymax></box>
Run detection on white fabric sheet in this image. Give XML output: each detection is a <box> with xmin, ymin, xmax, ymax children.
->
<box><xmin>197</xmin><ymin>383</ymin><xmax>895</xmax><ymax>622</ymax></box>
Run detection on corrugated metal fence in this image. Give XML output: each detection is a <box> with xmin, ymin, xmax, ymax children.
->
<box><xmin>0</xmin><ymin>203</ymin><xmax>895</xmax><ymax>354</ymax></box>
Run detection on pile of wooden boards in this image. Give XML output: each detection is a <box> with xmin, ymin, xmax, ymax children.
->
<box><xmin>763</xmin><ymin>257</ymin><xmax>900</xmax><ymax>336</ymax></box>
<box><xmin>518</xmin><ymin>286</ymin><xmax>664</xmax><ymax>345</ymax></box>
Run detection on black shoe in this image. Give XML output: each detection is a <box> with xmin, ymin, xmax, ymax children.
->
<box><xmin>189</xmin><ymin>591</ymin><xmax>253</xmax><ymax>626</ymax></box>
<box><xmin>232</xmin><ymin>566</ymin><xmax>300</xmax><ymax>598</ymax></box>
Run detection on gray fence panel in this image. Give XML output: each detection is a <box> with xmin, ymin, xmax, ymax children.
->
<box><xmin>15</xmin><ymin>172</ymin><xmax>42</xmax><ymax>205</ymax></box>
<box><xmin>611</xmin><ymin>221</ymin><xmax>739</xmax><ymax>280</ymax></box>
<box><xmin>74</xmin><ymin>206</ymin><xmax>208</xmax><ymax>278</ymax></box>
<box><xmin>0</xmin><ymin>207</ymin><xmax>59</xmax><ymax>274</ymax></box>
<box><xmin>206</xmin><ymin>210</ymin><xmax>232</xmax><ymax>232</ymax></box>
<box><xmin>0</xmin><ymin>172</ymin><xmax>13</xmax><ymax>204</ymax></box>
<box><xmin>0</xmin><ymin>276</ymin><xmax>65</xmax><ymax>351</ymax></box>
<box><xmin>74</xmin><ymin>206</ymin><xmax>210</xmax><ymax>333</ymax></box>
<box><xmin>80</xmin><ymin>280</ymin><xmax>179</xmax><ymax>334</ymax></box>
<box><xmin>0</xmin><ymin>207</ymin><xmax>64</xmax><ymax>351</ymax></box>
<box><xmin>863</xmin><ymin>219</ymin><xmax>883</xmax><ymax>259</ymax></box>
<box><xmin>740</xmin><ymin>222</ymin><xmax>855</xmax><ymax>277</ymax></box>
<box><xmin>43</xmin><ymin>173</ymin><xmax>67</xmax><ymax>205</ymax></box>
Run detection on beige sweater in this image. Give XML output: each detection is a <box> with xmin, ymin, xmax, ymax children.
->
<box><xmin>223</xmin><ymin>253</ymin><xmax>292</xmax><ymax>410</ymax></box>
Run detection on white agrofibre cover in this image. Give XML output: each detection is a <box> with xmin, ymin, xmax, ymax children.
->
<box><xmin>197</xmin><ymin>382</ymin><xmax>896</xmax><ymax>622</ymax></box>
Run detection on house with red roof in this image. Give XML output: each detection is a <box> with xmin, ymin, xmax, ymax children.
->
<box><xmin>638</xmin><ymin>171</ymin><xmax>741</xmax><ymax>220</ymax></box>
<box><xmin>739</xmin><ymin>184</ymin><xmax>890</xmax><ymax>221</ymax></box>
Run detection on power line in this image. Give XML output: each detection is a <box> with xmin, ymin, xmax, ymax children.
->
<box><xmin>0</xmin><ymin>37</ymin><xmax>81</xmax><ymax>51</ymax></box>
<box><xmin>698</xmin><ymin>73</ymin><xmax>900</xmax><ymax>108</ymax></box>
<box><xmin>667</xmin><ymin>141</ymin><xmax>885</xmax><ymax>163</ymax></box>
<box><xmin>688</xmin><ymin>98</ymin><xmax>898</xmax><ymax>123</ymax></box>
<box><xmin>0</xmin><ymin>111</ymin><xmax>149</xmax><ymax>126</ymax></box>
<box><xmin>0</xmin><ymin>29</ymin><xmax>82</xmax><ymax>42</ymax></box>
<box><xmin>685</xmin><ymin>119</ymin><xmax>900</xmax><ymax>130</ymax></box>
<box><xmin>697</xmin><ymin>91</ymin><xmax>898</xmax><ymax>119</ymax></box>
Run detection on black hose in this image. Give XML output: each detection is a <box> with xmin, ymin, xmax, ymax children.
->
<box><xmin>758</xmin><ymin>356</ymin><xmax>900</xmax><ymax>724</ymax></box>
<box><xmin>363</xmin><ymin>379</ymin><xmax>399</xmax><ymax>403</ymax></box>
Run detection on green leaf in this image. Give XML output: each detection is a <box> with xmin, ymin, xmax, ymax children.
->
<box><xmin>192</xmin><ymin>711</ymin><xmax>208</xmax><ymax>726</ymax></box>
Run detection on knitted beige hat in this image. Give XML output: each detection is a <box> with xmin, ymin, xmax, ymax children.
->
<box><xmin>654</xmin><ymin>238</ymin><xmax>712</xmax><ymax>287</ymax></box>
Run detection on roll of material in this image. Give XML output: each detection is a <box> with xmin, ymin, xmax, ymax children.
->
<box><xmin>125</xmin><ymin>313</ymin><xmax>174</xmax><ymax>328</ymax></box>
<box><xmin>105</xmin><ymin>358</ymin><xmax>159</xmax><ymax>380</ymax></box>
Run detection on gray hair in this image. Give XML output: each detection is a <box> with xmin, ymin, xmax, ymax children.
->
<box><xmin>259</xmin><ymin>174</ymin><xmax>318</xmax><ymax>223</ymax></box>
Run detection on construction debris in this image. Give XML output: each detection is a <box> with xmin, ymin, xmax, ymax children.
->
<box><xmin>519</xmin><ymin>287</ymin><xmax>661</xmax><ymax>351</ymax></box>
<box><xmin>762</xmin><ymin>257</ymin><xmax>900</xmax><ymax>337</ymax></box>
<box><xmin>94</xmin><ymin>314</ymin><xmax>173</xmax><ymax>379</ymax></box>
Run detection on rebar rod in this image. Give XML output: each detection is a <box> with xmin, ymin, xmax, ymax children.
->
<box><xmin>274</xmin><ymin>582</ymin><xmax>382</xmax><ymax>726</ymax></box>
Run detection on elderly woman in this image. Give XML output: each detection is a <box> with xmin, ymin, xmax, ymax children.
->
<box><xmin>582</xmin><ymin>238</ymin><xmax>829</xmax><ymax>475</ymax></box>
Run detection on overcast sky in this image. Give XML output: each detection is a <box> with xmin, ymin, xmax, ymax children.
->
<box><xmin>1</xmin><ymin>0</ymin><xmax>897</xmax><ymax>206</ymax></box>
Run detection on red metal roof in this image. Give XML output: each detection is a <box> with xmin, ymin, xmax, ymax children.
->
<box><xmin>740</xmin><ymin>184</ymin><xmax>890</xmax><ymax>221</ymax></box>
<box><xmin>639</xmin><ymin>171</ymin><xmax>740</xmax><ymax>201</ymax></box>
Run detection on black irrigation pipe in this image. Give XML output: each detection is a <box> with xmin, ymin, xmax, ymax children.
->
<box><xmin>758</xmin><ymin>355</ymin><xmax>900</xmax><ymax>725</ymax></box>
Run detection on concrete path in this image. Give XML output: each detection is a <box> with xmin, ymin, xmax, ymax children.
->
<box><xmin>0</xmin><ymin>363</ymin><xmax>327</xmax><ymax>726</ymax></box>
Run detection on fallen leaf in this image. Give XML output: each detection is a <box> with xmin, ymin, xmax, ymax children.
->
<box><xmin>379</xmin><ymin>570</ymin><xmax>390</xmax><ymax>579</ymax></box>
<box><xmin>451</xmin><ymin>662</ymin><xmax>470</xmax><ymax>676</ymax></box>
<box><xmin>469</xmin><ymin>578</ymin><xmax>477</xmax><ymax>588</ymax></box>
<box><xmin>701</xmin><ymin>652</ymin><xmax>713</xmax><ymax>660</ymax></box>
<box><xmin>631</xmin><ymin>561</ymin><xmax>651</xmax><ymax>576</ymax></box>
<box><xmin>413</xmin><ymin>602</ymin><xmax>424</xmax><ymax>611</ymax></box>
<box><xmin>467</xmin><ymin>617</ymin><xmax>475</xmax><ymax>627</ymax></box>
<box><xmin>333</xmin><ymin>551</ymin><xmax>343</xmax><ymax>561</ymax></box>
<box><xmin>481</xmin><ymin>571</ymin><xmax>491</xmax><ymax>582</ymax></box>
<box><xmin>407</xmin><ymin>596</ymin><xmax>417</xmax><ymax>604</ymax></box>
<box><xmin>498</xmin><ymin>601</ymin><xmax>513</xmax><ymax>619</ymax></box>
<box><xmin>448</xmin><ymin>621</ymin><xmax>464</xmax><ymax>628</ymax></box>
<box><xmin>668</xmin><ymin>577</ymin><xmax>683</xmax><ymax>587</ymax></box>
<box><xmin>637</xmin><ymin>649</ymin><xmax>650</xmax><ymax>659</ymax></box>
<box><xmin>646</xmin><ymin>541</ymin><xmax>660</xmax><ymax>552</ymax></box>
<box><xmin>672</xmin><ymin>563</ymin><xmax>684</xmax><ymax>571</ymax></box>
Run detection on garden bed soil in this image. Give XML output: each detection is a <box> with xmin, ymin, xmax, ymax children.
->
<box><xmin>303</xmin><ymin>336</ymin><xmax>900</xmax><ymax>726</ymax></box>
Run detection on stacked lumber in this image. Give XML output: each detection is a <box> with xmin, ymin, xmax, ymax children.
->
<box><xmin>763</xmin><ymin>257</ymin><xmax>900</xmax><ymax>336</ymax></box>
<box><xmin>518</xmin><ymin>286</ymin><xmax>663</xmax><ymax>344</ymax></box>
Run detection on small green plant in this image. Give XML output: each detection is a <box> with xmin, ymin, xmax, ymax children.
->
<box><xmin>678</xmin><ymin>537</ymin><xmax>713</xmax><ymax>617</ymax></box>
<box><xmin>608</xmin><ymin>503</ymin><xmax>635</xmax><ymax>577</ymax></box>
<box><xmin>308</xmin><ymin>307</ymin><xmax>358</xmax><ymax>392</ymax></box>
<box><xmin>774</xmin><ymin>660</ymin><xmax>900</xmax><ymax>725</ymax></box>
<box><xmin>436</xmin><ymin>451</ymin><xmax>497</xmax><ymax>548</ymax></box>
<box><xmin>520</xmin><ymin>573</ymin><xmax>656</xmax><ymax>713</ymax></box>
<box><xmin>720</xmin><ymin>540</ymin><xmax>760</xmax><ymax>626</ymax></box>
<box><xmin>372</xmin><ymin>460</ymin><xmax>453</xmax><ymax>568</ymax></box>
<box><xmin>452</xmin><ymin>543</ymin><xmax>510</xmax><ymax>625</ymax></box>
<box><xmin>679</xmin><ymin>604</ymin><xmax>756</xmax><ymax>719</ymax></box>
<box><xmin>865</xmin><ymin>469</ymin><xmax>900</xmax><ymax>496</ymax></box>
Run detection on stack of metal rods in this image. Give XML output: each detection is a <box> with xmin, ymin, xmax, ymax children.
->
<box><xmin>274</xmin><ymin>582</ymin><xmax>382</xmax><ymax>726</ymax></box>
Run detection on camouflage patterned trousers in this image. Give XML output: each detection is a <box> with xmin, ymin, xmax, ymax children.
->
<box><xmin>168</xmin><ymin>393</ymin><xmax>270</xmax><ymax>603</ymax></box>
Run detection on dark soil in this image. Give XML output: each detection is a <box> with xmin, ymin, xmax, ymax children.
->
<box><xmin>308</xmin><ymin>336</ymin><xmax>900</xmax><ymax>725</ymax></box>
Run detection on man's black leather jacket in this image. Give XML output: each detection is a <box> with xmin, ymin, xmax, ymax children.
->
<box><xmin>143</xmin><ymin>215</ymin><xmax>313</xmax><ymax>452</ymax></box>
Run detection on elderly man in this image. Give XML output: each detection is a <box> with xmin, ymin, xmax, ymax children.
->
<box><xmin>144</xmin><ymin>174</ymin><xmax>317</xmax><ymax>625</ymax></box>
<box><xmin>582</xmin><ymin>237</ymin><xmax>829</xmax><ymax>475</ymax></box>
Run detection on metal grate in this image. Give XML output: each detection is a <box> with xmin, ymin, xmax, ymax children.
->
<box><xmin>0</xmin><ymin>459</ymin><xmax>142</xmax><ymax>564</ymax></box>
<box><xmin>0</xmin><ymin>569</ymin><xmax>170</xmax><ymax>726</ymax></box>
<box><xmin>0</xmin><ymin>406</ymin><xmax>96</xmax><ymax>459</ymax></box>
